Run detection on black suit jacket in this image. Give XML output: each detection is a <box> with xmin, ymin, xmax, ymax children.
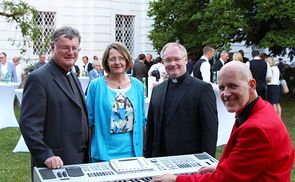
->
<box><xmin>74</xmin><ymin>65</ymin><xmax>80</xmax><ymax>77</ymax></box>
<box><xmin>212</xmin><ymin>59</ymin><xmax>223</xmax><ymax>72</ymax></box>
<box><xmin>20</xmin><ymin>60</ymin><xmax>89</xmax><ymax>167</ymax></box>
<box><xmin>84</xmin><ymin>63</ymin><xmax>93</xmax><ymax>73</ymax></box>
<box><xmin>144</xmin><ymin>74</ymin><xmax>218</xmax><ymax>157</ymax></box>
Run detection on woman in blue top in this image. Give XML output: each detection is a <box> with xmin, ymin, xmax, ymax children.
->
<box><xmin>87</xmin><ymin>42</ymin><xmax>146</xmax><ymax>162</ymax></box>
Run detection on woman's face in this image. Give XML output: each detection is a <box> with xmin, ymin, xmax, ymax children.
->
<box><xmin>107</xmin><ymin>48</ymin><xmax>127</xmax><ymax>75</ymax></box>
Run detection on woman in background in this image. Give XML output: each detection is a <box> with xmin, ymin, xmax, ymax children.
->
<box><xmin>265</xmin><ymin>57</ymin><xmax>282</xmax><ymax>117</ymax></box>
<box><xmin>232</xmin><ymin>52</ymin><xmax>243</xmax><ymax>62</ymax></box>
<box><xmin>88</xmin><ymin>60</ymin><xmax>103</xmax><ymax>81</ymax></box>
<box><xmin>87</xmin><ymin>42</ymin><xmax>146</xmax><ymax>162</ymax></box>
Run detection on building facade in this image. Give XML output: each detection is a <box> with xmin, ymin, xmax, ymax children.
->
<box><xmin>0</xmin><ymin>0</ymin><xmax>155</xmax><ymax>67</ymax></box>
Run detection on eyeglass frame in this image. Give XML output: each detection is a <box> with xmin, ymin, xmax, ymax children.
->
<box><xmin>163</xmin><ymin>55</ymin><xmax>187</xmax><ymax>64</ymax></box>
<box><xmin>56</xmin><ymin>46</ymin><xmax>81</xmax><ymax>53</ymax></box>
<box><xmin>108</xmin><ymin>56</ymin><xmax>126</xmax><ymax>63</ymax></box>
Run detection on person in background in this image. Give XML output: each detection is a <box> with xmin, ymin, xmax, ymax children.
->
<box><xmin>145</xmin><ymin>53</ymin><xmax>154</xmax><ymax>70</ymax></box>
<box><xmin>144</xmin><ymin>42</ymin><xmax>218</xmax><ymax>158</ymax></box>
<box><xmin>20</xmin><ymin>26</ymin><xmax>89</xmax><ymax>176</ymax></box>
<box><xmin>72</xmin><ymin>59</ymin><xmax>80</xmax><ymax>77</ymax></box>
<box><xmin>82</xmin><ymin>56</ymin><xmax>93</xmax><ymax>75</ymax></box>
<box><xmin>132</xmin><ymin>53</ymin><xmax>148</xmax><ymax>82</ymax></box>
<box><xmin>88</xmin><ymin>60</ymin><xmax>102</xmax><ymax>81</ymax></box>
<box><xmin>33</xmin><ymin>53</ymin><xmax>46</xmax><ymax>71</ymax></box>
<box><xmin>12</xmin><ymin>56</ymin><xmax>24</xmax><ymax>82</ymax></box>
<box><xmin>232</xmin><ymin>52</ymin><xmax>244</xmax><ymax>62</ymax></box>
<box><xmin>246</xmin><ymin>50</ymin><xmax>272</xmax><ymax>100</ymax></box>
<box><xmin>186</xmin><ymin>54</ymin><xmax>196</xmax><ymax>75</ymax></box>
<box><xmin>87</xmin><ymin>42</ymin><xmax>146</xmax><ymax>162</ymax></box>
<box><xmin>238</xmin><ymin>49</ymin><xmax>249</xmax><ymax>63</ymax></box>
<box><xmin>193</xmin><ymin>46</ymin><xmax>215</xmax><ymax>83</ymax></box>
<box><xmin>152</xmin><ymin>61</ymin><xmax>294</xmax><ymax>182</ymax></box>
<box><xmin>265</xmin><ymin>57</ymin><xmax>282</xmax><ymax>117</ymax></box>
<box><xmin>212</xmin><ymin>51</ymin><xmax>230</xmax><ymax>72</ymax></box>
<box><xmin>148</xmin><ymin>56</ymin><xmax>167</xmax><ymax>81</ymax></box>
<box><xmin>0</xmin><ymin>52</ymin><xmax>18</xmax><ymax>82</ymax></box>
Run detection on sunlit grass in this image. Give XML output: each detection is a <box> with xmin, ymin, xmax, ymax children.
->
<box><xmin>0</xmin><ymin>95</ymin><xmax>294</xmax><ymax>181</ymax></box>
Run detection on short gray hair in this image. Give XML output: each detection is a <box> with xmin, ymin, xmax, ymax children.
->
<box><xmin>160</xmin><ymin>42</ymin><xmax>187</xmax><ymax>59</ymax></box>
<box><xmin>51</xmin><ymin>26</ymin><xmax>81</xmax><ymax>44</ymax></box>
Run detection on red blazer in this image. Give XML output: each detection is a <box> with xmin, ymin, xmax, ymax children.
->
<box><xmin>177</xmin><ymin>98</ymin><xmax>294</xmax><ymax>182</ymax></box>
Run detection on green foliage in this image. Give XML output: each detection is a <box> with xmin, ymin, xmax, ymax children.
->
<box><xmin>0</xmin><ymin>0</ymin><xmax>40</xmax><ymax>56</ymax></box>
<box><xmin>148</xmin><ymin>0</ymin><xmax>295</xmax><ymax>57</ymax></box>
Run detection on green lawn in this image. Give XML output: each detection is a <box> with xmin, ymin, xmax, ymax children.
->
<box><xmin>0</xmin><ymin>95</ymin><xmax>294</xmax><ymax>181</ymax></box>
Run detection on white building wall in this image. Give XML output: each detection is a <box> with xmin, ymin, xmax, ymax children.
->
<box><xmin>0</xmin><ymin>0</ymin><xmax>156</xmax><ymax>67</ymax></box>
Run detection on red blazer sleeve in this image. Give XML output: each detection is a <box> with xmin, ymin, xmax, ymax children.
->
<box><xmin>177</xmin><ymin>126</ymin><xmax>271</xmax><ymax>181</ymax></box>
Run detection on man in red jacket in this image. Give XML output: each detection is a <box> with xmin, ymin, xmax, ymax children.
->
<box><xmin>152</xmin><ymin>61</ymin><xmax>294</xmax><ymax>182</ymax></box>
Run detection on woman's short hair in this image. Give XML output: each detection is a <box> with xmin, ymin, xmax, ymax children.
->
<box><xmin>92</xmin><ymin>60</ymin><xmax>101</xmax><ymax>68</ymax></box>
<box><xmin>101</xmin><ymin>42</ymin><xmax>132</xmax><ymax>75</ymax></box>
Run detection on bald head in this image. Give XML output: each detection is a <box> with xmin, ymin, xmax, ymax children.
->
<box><xmin>219</xmin><ymin>61</ymin><xmax>253</xmax><ymax>82</ymax></box>
<box><xmin>218</xmin><ymin>61</ymin><xmax>257</xmax><ymax>114</ymax></box>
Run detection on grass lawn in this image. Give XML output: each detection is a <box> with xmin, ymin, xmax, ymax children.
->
<box><xmin>0</xmin><ymin>95</ymin><xmax>294</xmax><ymax>181</ymax></box>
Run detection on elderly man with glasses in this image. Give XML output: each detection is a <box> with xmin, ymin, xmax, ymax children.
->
<box><xmin>20</xmin><ymin>26</ymin><xmax>89</xmax><ymax>179</ymax></box>
<box><xmin>144</xmin><ymin>42</ymin><xmax>218</xmax><ymax>159</ymax></box>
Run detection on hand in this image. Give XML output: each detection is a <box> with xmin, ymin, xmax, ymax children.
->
<box><xmin>44</xmin><ymin>156</ymin><xmax>64</xmax><ymax>169</ymax></box>
<box><xmin>151</xmin><ymin>173</ymin><xmax>177</xmax><ymax>182</ymax></box>
<box><xmin>197</xmin><ymin>166</ymin><xmax>216</xmax><ymax>174</ymax></box>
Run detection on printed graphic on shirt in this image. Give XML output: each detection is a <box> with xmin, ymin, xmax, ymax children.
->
<box><xmin>110</xmin><ymin>92</ymin><xmax>134</xmax><ymax>134</ymax></box>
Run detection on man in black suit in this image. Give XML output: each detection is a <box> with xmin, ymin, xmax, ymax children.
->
<box><xmin>144</xmin><ymin>42</ymin><xmax>218</xmax><ymax>158</ymax></box>
<box><xmin>20</xmin><ymin>26</ymin><xmax>89</xmax><ymax>174</ymax></box>
<box><xmin>212</xmin><ymin>51</ymin><xmax>230</xmax><ymax>72</ymax></box>
<box><xmin>246</xmin><ymin>50</ymin><xmax>272</xmax><ymax>100</ymax></box>
<box><xmin>82</xmin><ymin>56</ymin><xmax>93</xmax><ymax>74</ymax></box>
<box><xmin>73</xmin><ymin>64</ymin><xmax>80</xmax><ymax>77</ymax></box>
<box><xmin>193</xmin><ymin>46</ymin><xmax>215</xmax><ymax>83</ymax></box>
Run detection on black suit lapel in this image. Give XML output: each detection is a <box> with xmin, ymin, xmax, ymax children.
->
<box><xmin>48</xmin><ymin>61</ymin><xmax>82</xmax><ymax>108</ymax></box>
<box><xmin>165</xmin><ymin>76</ymin><xmax>192</xmax><ymax>125</ymax></box>
<box><xmin>72</xmin><ymin>73</ymin><xmax>87</xmax><ymax>110</ymax></box>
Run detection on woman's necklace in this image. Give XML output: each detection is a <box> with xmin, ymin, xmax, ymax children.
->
<box><xmin>107</xmin><ymin>75</ymin><xmax>129</xmax><ymax>89</ymax></box>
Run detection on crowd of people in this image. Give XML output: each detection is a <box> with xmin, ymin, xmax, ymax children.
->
<box><xmin>8</xmin><ymin>25</ymin><xmax>293</xmax><ymax>181</ymax></box>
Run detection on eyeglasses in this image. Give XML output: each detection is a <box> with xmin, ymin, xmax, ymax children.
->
<box><xmin>108</xmin><ymin>56</ymin><xmax>126</xmax><ymax>63</ymax></box>
<box><xmin>163</xmin><ymin>55</ymin><xmax>186</xmax><ymax>64</ymax></box>
<box><xmin>57</xmin><ymin>46</ymin><xmax>81</xmax><ymax>53</ymax></box>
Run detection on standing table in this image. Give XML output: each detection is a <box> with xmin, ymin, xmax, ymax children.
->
<box><xmin>0</xmin><ymin>82</ymin><xmax>19</xmax><ymax>129</ymax></box>
<box><xmin>13</xmin><ymin>88</ymin><xmax>29</xmax><ymax>152</ymax></box>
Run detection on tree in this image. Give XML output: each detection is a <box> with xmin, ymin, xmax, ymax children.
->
<box><xmin>0</xmin><ymin>0</ymin><xmax>40</xmax><ymax>55</ymax></box>
<box><xmin>148</xmin><ymin>0</ymin><xmax>295</xmax><ymax>59</ymax></box>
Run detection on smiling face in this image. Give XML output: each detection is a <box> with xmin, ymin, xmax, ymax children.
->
<box><xmin>107</xmin><ymin>48</ymin><xmax>127</xmax><ymax>75</ymax></box>
<box><xmin>218</xmin><ymin>61</ymin><xmax>257</xmax><ymax>114</ymax></box>
<box><xmin>51</xmin><ymin>35</ymin><xmax>80</xmax><ymax>72</ymax></box>
<box><xmin>162</xmin><ymin>44</ymin><xmax>187</xmax><ymax>79</ymax></box>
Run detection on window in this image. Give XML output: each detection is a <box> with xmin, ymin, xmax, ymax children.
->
<box><xmin>115</xmin><ymin>14</ymin><xmax>135</xmax><ymax>55</ymax></box>
<box><xmin>33</xmin><ymin>11</ymin><xmax>56</xmax><ymax>55</ymax></box>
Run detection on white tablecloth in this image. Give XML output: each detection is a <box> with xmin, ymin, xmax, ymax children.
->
<box><xmin>13</xmin><ymin>88</ymin><xmax>29</xmax><ymax>152</ymax></box>
<box><xmin>211</xmin><ymin>83</ymin><xmax>235</xmax><ymax>146</ymax></box>
<box><xmin>15</xmin><ymin>89</ymin><xmax>23</xmax><ymax>104</ymax></box>
<box><xmin>0</xmin><ymin>82</ymin><xmax>20</xmax><ymax>129</ymax></box>
<box><xmin>78</xmin><ymin>76</ymin><xmax>90</xmax><ymax>94</ymax></box>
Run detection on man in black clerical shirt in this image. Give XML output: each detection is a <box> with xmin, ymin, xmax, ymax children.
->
<box><xmin>144</xmin><ymin>42</ymin><xmax>218</xmax><ymax>158</ymax></box>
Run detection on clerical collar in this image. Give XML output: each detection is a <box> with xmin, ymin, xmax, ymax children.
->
<box><xmin>236</xmin><ymin>97</ymin><xmax>259</xmax><ymax>127</ymax></box>
<box><xmin>169</xmin><ymin>73</ymin><xmax>187</xmax><ymax>84</ymax></box>
<box><xmin>66</xmin><ymin>70</ymin><xmax>73</xmax><ymax>76</ymax></box>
